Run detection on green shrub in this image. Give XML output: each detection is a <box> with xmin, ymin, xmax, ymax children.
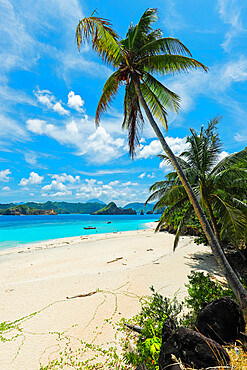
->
<box><xmin>182</xmin><ymin>271</ymin><xmax>234</xmax><ymax>327</ymax></box>
<box><xmin>122</xmin><ymin>287</ymin><xmax>182</xmax><ymax>369</ymax></box>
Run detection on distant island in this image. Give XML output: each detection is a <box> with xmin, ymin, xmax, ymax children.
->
<box><xmin>1</xmin><ymin>205</ymin><xmax>57</xmax><ymax>216</ymax></box>
<box><xmin>0</xmin><ymin>200</ymin><xmax>159</xmax><ymax>215</ymax></box>
<box><xmin>91</xmin><ymin>202</ymin><xmax>136</xmax><ymax>215</ymax></box>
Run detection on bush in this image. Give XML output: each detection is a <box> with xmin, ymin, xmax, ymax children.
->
<box><xmin>182</xmin><ymin>271</ymin><xmax>234</xmax><ymax>327</ymax></box>
<box><xmin>122</xmin><ymin>286</ymin><xmax>182</xmax><ymax>370</ymax></box>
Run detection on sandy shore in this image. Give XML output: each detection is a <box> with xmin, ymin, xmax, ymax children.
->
<box><xmin>0</xmin><ymin>227</ymin><xmax>221</xmax><ymax>369</ymax></box>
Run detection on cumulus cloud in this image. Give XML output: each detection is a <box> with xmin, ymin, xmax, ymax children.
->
<box><xmin>35</xmin><ymin>89</ymin><xmax>70</xmax><ymax>116</ymax></box>
<box><xmin>42</xmin><ymin>190</ymin><xmax>72</xmax><ymax>197</ymax></box>
<box><xmin>0</xmin><ymin>169</ymin><xmax>11</xmax><ymax>182</ymax></box>
<box><xmin>137</xmin><ymin>137</ymin><xmax>189</xmax><ymax>159</ymax></box>
<box><xmin>19</xmin><ymin>172</ymin><xmax>44</xmax><ymax>186</ymax></box>
<box><xmin>26</xmin><ymin>119</ymin><xmax>46</xmax><ymax>134</ymax></box>
<box><xmin>67</xmin><ymin>91</ymin><xmax>84</xmax><ymax>112</ymax></box>
<box><xmin>26</xmin><ymin>116</ymin><xmax>127</xmax><ymax>164</ymax></box>
<box><xmin>42</xmin><ymin>180</ymin><xmax>67</xmax><ymax>192</ymax></box>
<box><xmin>51</xmin><ymin>173</ymin><xmax>80</xmax><ymax>183</ymax></box>
<box><xmin>53</xmin><ymin>102</ymin><xmax>70</xmax><ymax>116</ymax></box>
<box><xmin>2</xmin><ymin>186</ymin><xmax>10</xmax><ymax>191</ymax></box>
<box><xmin>75</xmin><ymin>178</ymin><xmax>148</xmax><ymax>206</ymax></box>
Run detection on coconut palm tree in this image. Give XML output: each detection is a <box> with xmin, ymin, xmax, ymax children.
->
<box><xmin>76</xmin><ymin>8</ymin><xmax>247</xmax><ymax>315</ymax></box>
<box><xmin>147</xmin><ymin>118</ymin><xmax>247</xmax><ymax>255</ymax></box>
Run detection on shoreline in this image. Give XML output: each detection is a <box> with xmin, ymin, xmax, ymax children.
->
<box><xmin>0</xmin><ymin>227</ymin><xmax>221</xmax><ymax>369</ymax></box>
<box><xmin>0</xmin><ymin>221</ymin><xmax>156</xmax><ymax>256</ymax></box>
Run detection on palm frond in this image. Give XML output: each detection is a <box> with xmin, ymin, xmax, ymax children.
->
<box><xmin>95</xmin><ymin>71</ymin><xmax>121</xmax><ymax>124</ymax></box>
<box><xmin>137</xmin><ymin>54</ymin><xmax>208</xmax><ymax>75</ymax></box>
<box><xmin>212</xmin><ymin>194</ymin><xmax>247</xmax><ymax>244</ymax></box>
<box><xmin>122</xmin><ymin>81</ymin><xmax>144</xmax><ymax>157</ymax></box>
<box><xmin>140</xmin><ymin>80</ymin><xmax>168</xmax><ymax>129</ymax></box>
<box><xmin>76</xmin><ymin>13</ymin><xmax>123</xmax><ymax>67</ymax></box>
<box><xmin>127</xmin><ymin>8</ymin><xmax>158</xmax><ymax>52</ymax></box>
<box><xmin>211</xmin><ymin>147</ymin><xmax>247</xmax><ymax>176</ymax></box>
<box><xmin>143</xmin><ymin>73</ymin><xmax>180</xmax><ymax>113</ymax></box>
<box><xmin>173</xmin><ymin>205</ymin><xmax>193</xmax><ymax>251</ymax></box>
<box><xmin>139</xmin><ymin>37</ymin><xmax>192</xmax><ymax>57</ymax></box>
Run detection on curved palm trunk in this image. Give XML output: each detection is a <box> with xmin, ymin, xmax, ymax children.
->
<box><xmin>204</xmin><ymin>199</ymin><xmax>222</xmax><ymax>246</ymax></box>
<box><xmin>133</xmin><ymin>78</ymin><xmax>247</xmax><ymax>319</ymax></box>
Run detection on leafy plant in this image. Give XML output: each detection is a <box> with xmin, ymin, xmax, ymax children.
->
<box><xmin>122</xmin><ymin>287</ymin><xmax>182</xmax><ymax>369</ymax></box>
<box><xmin>182</xmin><ymin>271</ymin><xmax>234</xmax><ymax>327</ymax></box>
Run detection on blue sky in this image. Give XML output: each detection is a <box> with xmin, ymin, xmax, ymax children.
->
<box><xmin>0</xmin><ymin>0</ymin><xmax>247</xmax><ymax>206</ymax></box>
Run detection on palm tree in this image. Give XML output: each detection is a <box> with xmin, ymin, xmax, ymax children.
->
<box><xmin>76</xmin><ymin>8</ymin><xmax>247</xmax><ymax>315</ymax></box>
<box><xmin>147</xmin><ymin>118</ymin><xmax>247</xmax><ymax>256</ymax></box>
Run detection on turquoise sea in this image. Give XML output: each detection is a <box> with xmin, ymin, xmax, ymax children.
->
<box><xmin>0</xmin><ymin>214</ymin><xmax>158</xmax><ymax>250</ymax></box>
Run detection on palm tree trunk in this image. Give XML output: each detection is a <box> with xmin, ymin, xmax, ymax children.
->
<box><xmin>133</xmin><ymin>77</ymin><xmax>247</xmax><ymax>320</ymax></box>
<box><xmin>204</xmin><ymin>199</ymin><xmax>222</xmax><ymax>246</ymax></box>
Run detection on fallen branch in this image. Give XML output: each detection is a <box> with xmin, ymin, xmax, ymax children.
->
<box><xmin>107</xmin><ymin>257</ymin><xmax>123</xmax><ymax>264</ymax></box>
<box><xmin>66</xmin><ymin>290</ymin><xmax>97</xmax><ymax>299</ymax></box>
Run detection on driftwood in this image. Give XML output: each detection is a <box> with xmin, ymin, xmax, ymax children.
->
<box><xmin>66</xmin><ymin>290</ymin><xmax>97</xmax><ymax>299</ymax></box>
<box><xmin>107</xmin><ymin>257</ymin><xmax>123</xmax><ymax>263</ymax></box>
<box><xmin>124</xmin><ymin>323</ymin><xmax>143</xmax><ymax>333</ymax></box>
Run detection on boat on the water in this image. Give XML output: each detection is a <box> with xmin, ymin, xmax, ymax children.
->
<box><xmin>107</xmin><ymin>221</ymin><xmax>111</xmax><ymax>224</ymax></box>
<box><xmin>83</xmin><ymin>226</ymin><xmax>96</xmax><ymax>230</ymax></box>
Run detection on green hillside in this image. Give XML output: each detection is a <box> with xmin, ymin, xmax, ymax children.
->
<box><xmin>92</xmin><ymin>202</ymin><xmax>136</xmax><ymax>215</ymax></box>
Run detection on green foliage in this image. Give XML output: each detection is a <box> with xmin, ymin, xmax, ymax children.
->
<box><xmin>147</xmin><ymin>120</ymin><xmax>247</xmax><ymax>250</ymax></box>
<box><xmin>122</xmin><ymin>287</ymin><xmax>182</xmax><ymax>369</ymax></box>
<box><xmin>182</xmin><ymin>271</ymin><xmax>234</xmax><ymax>327</ymax></box>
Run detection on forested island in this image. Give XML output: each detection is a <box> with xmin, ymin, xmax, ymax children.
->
<box><xmin>0</xmin><ymin>205</ymin><xmax>57</xmax><ymax>215</ymax></box>
<box><xmin>0</xmin><ymin>201</ymin><xmax>156</xmax><ymax>215</ymax></box>
<box><xmin>91</xmin><ymin>202</ymin><xmax>136</xmax><ymax>215</ymax></box>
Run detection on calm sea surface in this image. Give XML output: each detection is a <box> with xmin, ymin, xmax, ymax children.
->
<box><xmin>0</xmin><ymin>214</ymin><xmax>159</xmax><ymax>250</ymax></box>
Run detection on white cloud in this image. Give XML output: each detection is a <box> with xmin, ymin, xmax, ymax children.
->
<box><xmin>24</xmin><ymin>152</ymin><xmax>38</xmax><ymax>166</ymax></box>
<box><xmin>67</xmin><ymin>91</ymin><xmax>84</xmax><ymax>112</ymax></box>
<box><xmin>51</xmin><ymin>173</ymin><xmax>80</xmax><ymax>183</ymax></box>
<box><xmin>139</xmin><ymin>172</ymin><xmax>146</xmax><ymax>179</ymax></box>
<box><xmin>19</xmin><ymin>172</ymin><xmax>44</xmax><ymax>186</ymax></box>
<box><xmin>218</xmin><ymin>150</ymin><xmax>230</xmax><ymax>162</ymax></box>
<box><xmin>147</xmin><ymin>173</ymin><xmax>155</xmax><ymax>179</ymax></box>
<box><xmin>137</xmin><ymin>140</ymin><xmax>162</xmax><ymax>159</ymax></box>
<box><xmin>163</xmin><ymin>57</ymin><xmax>247</xmax><ymax>124</ymax></box>
<box><xmin>35</xmin><ymin>89</ymin><xmax>70</xmax><ymax>116</ymax></box>
<box><xmin>122</xmin><ymin>181</ymin><xmax>139</xmax><ymax>186</ymax></box>
<box><xmin>26</xmin><ymin>119</ymin><xmax>46</xmax><ymax>135</ymax></box>
<box><xmin>42</xmin><ymin>190</ymin><xmax>72</xmax><ymax>197</ymax></box>
<box><xmin>0</xmin><ymin>114</ymin><xmax>29</xmax><ymax>147</ymax></box>
<box><xmin>217</xmin><ymin>0</ymin><xmax>245</xmax><ymax>52</ymax></box>
<box><xmin>2</xmin><ymin>186</ymin><xmax>10</xmax><ymax>191</ymax></box>
<box><xmin>42</xmin><ymin>180</ymin><xmax>67</xmax><ymax>192</ymax></box>
<box><xmin>0</xmin><ymin>169</ymin><xmax>11</xmax><ymax>182</ymax></box>
<box><xmin>137</xmin><ymin>137</ymin><xmax>189</xmax><ymax>160</ymax></box>
<box><xmin>75</xmin><ymin>179</ymin><xmax>148</xmax><ymax>206</ymax></box>
<box><xmin>53</xmin><ymin>102</ymin><xmax>70</xmax><ymax>116</ymax></box>
<box><xmin>234</xmin><ymin>133</ymin><xmax>247</xmax><ymax>142</ymax></box>
<box><xmin>26</xmin><ymin>114</ymin><xmax>127</xmax><ymax>164</ymax></box>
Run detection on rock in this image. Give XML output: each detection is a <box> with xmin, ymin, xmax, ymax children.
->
<box><xmin>162</xmin><ymin>317</ymin><xmax>176</xmax><ymax>343</ymax></box>
<box><xmin>158</xmin><ymin>327</ymin><xmax>230</xmax><ymax>369</ymax></box>
<box><xmin>195</xmin><ymin>296</ymin><xmax>245</xmax><ymax>344</ymax></box>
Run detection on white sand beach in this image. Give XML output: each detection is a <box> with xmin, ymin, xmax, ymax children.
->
<box><xmin>0</xmin><ymin>226</ymin><xmax>221</xmax><ymax>369</ymax></box>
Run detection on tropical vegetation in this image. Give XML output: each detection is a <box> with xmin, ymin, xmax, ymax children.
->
<box><xmin>147</xmin><ymin>118</ymin><xmax>247</xmax><ymax>255</ymax></box>
<box><xmin>121</xmin><ymin>273</ymin><xmax>238</xmax><ymax>369</ymax></box>
<box><xmin>76</xmin><ymin>8</ymin><xmax>247</xmax><ymax>314</ymax></box>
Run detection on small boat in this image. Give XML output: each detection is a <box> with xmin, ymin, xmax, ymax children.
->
<box><xmin>107</xmin><ymin>221</ymin><xmax>111</xmax><ymax>224</ymax></box>
<box><xmin>83</xmin><ymin>226</ymin><xmax>96</xmax><ymax>230</ymax></box>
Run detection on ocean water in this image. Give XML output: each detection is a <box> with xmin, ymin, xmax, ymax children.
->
<box><xmin>0</xmin><ymin>214</ymin><xmax>159</xmax><ymax>250</ymax></box>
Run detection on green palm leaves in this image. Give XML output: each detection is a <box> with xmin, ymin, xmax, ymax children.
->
<box><xmin>76</xmin><ymin>8</ymin><xmax>207</xmax><ymax>156</ymax></box>
<box><xmin>148</xmin><ymin>119</ymin><xmax>247</xmax><ymax>251</ymax></box>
